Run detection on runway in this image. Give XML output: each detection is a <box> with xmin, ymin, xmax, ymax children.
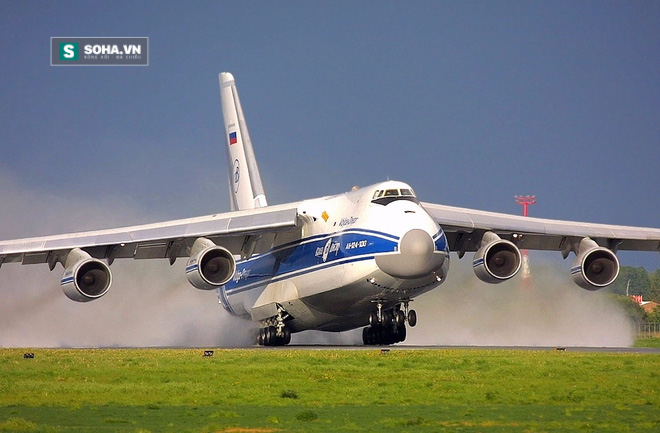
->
<box><xmin>264</xmin><ymin>344</ymin><xmax>660</xmax><ymax>354</ymax></box>
<box><xmin>87</xmin><ymin>344</ymin><xmax>660</xmax><ymax>354</ymax></box>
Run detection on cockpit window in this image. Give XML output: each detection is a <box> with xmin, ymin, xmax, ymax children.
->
<box><xmin>371</xmin><ymin>187</ymin><xmax>419</xmax><ymax>205</ymax></box>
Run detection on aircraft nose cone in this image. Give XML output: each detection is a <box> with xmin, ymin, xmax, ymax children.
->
<box><xmin>400</xmin><ymin>228</ymin><xmax>434</xmax><ymax>258</ymax></box>
<box><xmin>375</xmin><ymin>229</ymin><xmax>445</xmax><ymax>279</ymax></box>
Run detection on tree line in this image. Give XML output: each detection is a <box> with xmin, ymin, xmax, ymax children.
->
<box><xmin>610</xmin><ymin>266</ymin><xmax>660</xmax><ymax>301</ymax></box>
<box><xmin>609</xmin><ymin>266</ymin><xmax>660</xmax><ymax>323</ymax></box>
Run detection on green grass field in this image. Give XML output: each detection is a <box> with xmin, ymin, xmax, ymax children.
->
<box><xmin>1</xmin><ymin>347</ymin><xmax>658</xmax><ymax>432</ymax></box>
<box><xmin>634</xmin><ymin>336</ymin><xmax>660</xmax><ymax>348</ymax></box>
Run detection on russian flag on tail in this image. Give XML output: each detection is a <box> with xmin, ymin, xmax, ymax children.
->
<box><xmin>229</xmin><ymin>131</ymin><xmax>237</xmax><ymax>145</ymax></box>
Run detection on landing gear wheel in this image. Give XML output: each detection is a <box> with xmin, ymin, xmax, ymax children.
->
<box><xmin>395</xmin><ymin>310</ymin><xmax>406</xmax><ymax>328</ymax></box>
<box><xmin>282</xmin><ymin>327</ymin><xmax>292</xmax><ymax>345</ymax></box>
<box><xmin>363</xmin><ymin>327</ymin><xmax>377</xmax><ymax>345</ymax></box>
<box><xmin>382</xmin><ymin>310</ymin><xmax>393</xmax><ymax>327</ymax></box>
<box><xmin>258</xmin><ymin>325</ymin><xmax>293</xmax><ymax>346</ymax></box>
<box><xmin>407</xmin><ymin>309</ymin><xmax>417</xmax><ymax>327</ymax></box>
<box><xmin>266</xmin><ymin>326</ymin><xmax>277</xmax><ymax>345</ymax></box>
<box><xmin>363</xmin><ymin>303</ymin><xmax>417</xmax><ymax>345</ymax></box>
<box><xmin>395</xmin><ymin>323</ymin><xmax>406</xmax><ymax>342</ymax></box>
<box><xmin>369</xmin><ymin>311</ymin><xmax>379</xmax><ymax>327</ymax></box>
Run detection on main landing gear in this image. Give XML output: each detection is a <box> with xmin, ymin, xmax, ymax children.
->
<box><xmin>256</xmin><ymin>304</ymin><xmax>292</xmax><ymax>346</ymax></box>
<box><xmin>362</xmin><ymin>300</ymin><xmax>417</xmax><ymax>346</ymax></box>
<box><xmin>257</xmin><ymin>325</ymin><xmax>291</xmax><ymax>346</ymax></box>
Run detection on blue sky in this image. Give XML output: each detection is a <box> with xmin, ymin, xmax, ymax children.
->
<box><xmin>1</xmin><ymin>1</ymin><xmax>658</xmax><ymax>269</ymax></box>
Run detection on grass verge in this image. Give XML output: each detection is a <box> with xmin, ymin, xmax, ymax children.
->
<box><xmin>1</xmin><ymin>348</ymin><xmax>658</xmax><ymax>432</ymax></box>
<box><xmin>634</xmin><ymin>337</ymin><xmax>660</xmax><ymax>348</ymax></box>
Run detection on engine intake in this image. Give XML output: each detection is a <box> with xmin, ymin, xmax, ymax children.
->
<box><xmin>473</xmin><ymin>232</ymin><xmax>522</xmax><ymax>284</ymax></box>
<box><xmin>571</xmin><ymin>238</ymin><xmax>619</xmax><ymax>290</ymax></box>
<box><xmin>61</xmin><ymin>248</ymin><xmax>112</xmax><ymax>302</ymax></box>
<box><xmin>186</xmin><ymin>237</ymin><xmax>236</xmax><ymax>290</ymax></box>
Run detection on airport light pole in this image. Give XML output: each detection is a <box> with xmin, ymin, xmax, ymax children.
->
<box><xmin>515</xmin><ymin>195</ymin><xmax>536</xmax><ymax>284</ymax></box>
<box><xmin>515</xmin><ymin>195</ymin><xmax>536</xmax><ymax>217</ymax></box>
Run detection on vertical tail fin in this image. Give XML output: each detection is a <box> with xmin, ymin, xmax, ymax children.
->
<box><xmin>219</xmin><ymin>72</ymin><xmax>268</xmax><ymax>210</ymax></box>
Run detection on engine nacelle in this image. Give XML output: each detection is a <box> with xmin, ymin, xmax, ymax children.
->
<box><xmin>61</xmin><ymin>248</ymin><xmax>112</xmax><ymax>302</ymax></box>
<box><xmin>186</xmin><ymin>237</ymin><xmax>236</xmax><ymax>290</ymax></box>
<box><xmin>571</xmin><ymin>238</ymin><xmax>619</xmax><ymax>291</ymax></box>
<box><xmin>473</xmin><ymin>232</ymin><xmax>522</xmax><ymax>284</ymax></box>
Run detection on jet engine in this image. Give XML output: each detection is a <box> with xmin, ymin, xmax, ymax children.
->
<box><xmin>473</xmin><ymin>232</ymin><xmax>522</xmax><ymax>284</ymax></box>
<box><xmin>571</xmin><ymin>238</ymin><xmax>619</xmax><ymax>290</ymax></box>
<box><xmin>61</xmin><ymin>248</ymin><xmax>112</xmax><ymax>302</ymax></box>
<box><xmin>186</xmin><ymin>237</ymin><xmax>236</xmax><ymax>290</ymax></box>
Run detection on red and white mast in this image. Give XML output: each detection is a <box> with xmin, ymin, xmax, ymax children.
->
<box><xmin>514</xmin><ymin>195</ymin><xmax>536</xmax><ymax>284</ymax></box>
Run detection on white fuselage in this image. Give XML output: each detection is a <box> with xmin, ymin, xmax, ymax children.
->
<box><xmin>219</xmin><ymin>180</ymin><xmax>450</xmax><ymax>332</ymax></box>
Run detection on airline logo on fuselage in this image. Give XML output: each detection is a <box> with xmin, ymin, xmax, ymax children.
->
<box><xmin>315</xmin><ymin>238</ymin><xmax>340</xmax><ymax>262</ymax></box>
<box><xmin>339</xmin><ymin>216</ymin><xmax>358</xmax><ymax>227</ymax></box>
<box><xmin>233</xmin><ymin>268</ymin><xmax>250</xmax><ymax>283</ymax></box>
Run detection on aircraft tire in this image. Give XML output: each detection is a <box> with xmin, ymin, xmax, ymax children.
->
<box><xmin>363</xmin><ymin>324</ymin><xmax>410</xmax><ymax>345</ymax></box>
<box><xmin>266</xmin><ymin>326</ymin><xmax>277</xmax><ymax>345</ymax></box>
<box><xmin>259</xmin><ymin>325</ymin><xmax>291</xmax><ymax>346</ymax></box>
<box><xmin>382</xmin><ymin>310</ymin><xmax>393</xmax><ymax>327</ymax></box>
<box><xmin>408</xmin><ymin>310</ymin><xmax>417</xmax><ymax>327</ymax></box>
<box><xmin>396</xmin><ymin>324</ymin><xmax>406</xmax><ymax>342</ymax></box>
<box><xmin>395</xmin><ymin>310</ymin><xmax>406</xmax><ymax>328</ymax></box>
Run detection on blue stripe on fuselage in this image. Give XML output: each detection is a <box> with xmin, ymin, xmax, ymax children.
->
<box><xmin>224</xmin><ymin>229</ymin><xmax>400</xmax><ymax>296</ymax></box>
<box><xmin>432</xmin><ymin>228</ymin><xmax>448</xmax><ymax>253</ymax></box>
<box><xmin>224</xmin><ymin>228</ymin><xmax>449</xmax><ymax>297</ymax></box>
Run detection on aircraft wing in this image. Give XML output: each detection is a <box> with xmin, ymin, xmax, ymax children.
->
<box><xmin>0</xmin><ymin>202</ymin><xmax>301</xmax><ymax>269</ymax></box>
<box><xmin>421</xmin><ymin>202</ymin><xmax>660</xmax><ymax>257</ymax></box>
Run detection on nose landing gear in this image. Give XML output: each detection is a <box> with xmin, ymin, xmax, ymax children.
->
<box><xmin>363</xmin><ymin>299</ymin><xmax>416</xmax><ymax>345</ymax></box>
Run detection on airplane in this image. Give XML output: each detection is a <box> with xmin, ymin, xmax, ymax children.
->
<box><xmin>1</xmin><ymin>72</ymin><xmax>659</xmax><ymax>346</ymax></box>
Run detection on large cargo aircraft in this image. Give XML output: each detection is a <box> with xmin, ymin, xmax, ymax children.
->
<box><xmin>1</xmin><ymin>73</ymin><xmax>658</xmax><ymax>346</ymax></box>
